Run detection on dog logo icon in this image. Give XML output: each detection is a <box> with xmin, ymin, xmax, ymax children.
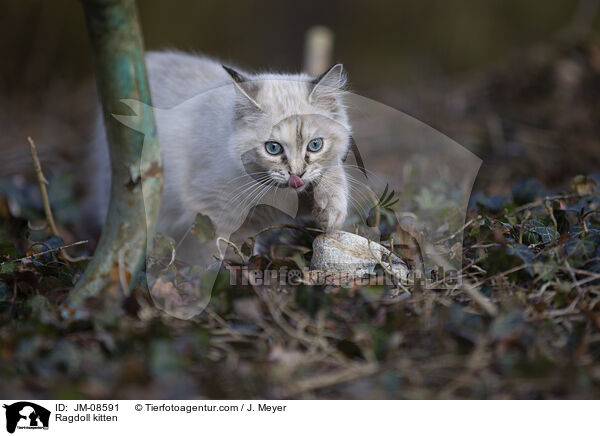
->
<box><xmin>3</xmin><ymin>402</ymin><xmax>50</xmax><ymax>434</ymax></box>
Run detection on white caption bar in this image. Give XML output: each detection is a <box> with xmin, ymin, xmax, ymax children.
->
<box><xmin>1</xmin><ymin>400</ymin><xmax>597</xmax><ymax>435</ymax></box>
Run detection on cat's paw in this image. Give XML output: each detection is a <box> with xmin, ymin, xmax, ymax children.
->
<box><xmin>313</xmin><ymin>194</ymin><xmax>347</xmax><ymax>232</ymax></box>
<box><xmin>312</xmin><ymin>165</ymin><xmax>348</xmax><ymax>232</ymax></box>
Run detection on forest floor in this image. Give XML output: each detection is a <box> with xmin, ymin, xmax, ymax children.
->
<box><xmin>1</xmin><ymin>39</ymin><xmax>600</xmax><ymax>399</ymax></box>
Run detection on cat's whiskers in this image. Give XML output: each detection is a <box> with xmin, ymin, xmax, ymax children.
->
<box><xmin>217</xmin><ymin>176</ymin><xmax>273</xmax><ymax>226</ymax></box>
<box><xmin>246</xmin><ymin>180</ymin><xmax>277</xmax><ymax>223</ymax></box>
<box><xmin>316</xmin><ymin>177</ymin><xmax>367</xmax><ymax>221</ymax></box>
<box><xmin>226</xmin><ymin>174</ymin><xmax>271</xmax><ymax>193</ymax></box>
<box><xmin>345</xmin><ymin>174</ymin><xmax>377</xmax><ymax>206</ymax></box>
<box><xmin>317</xmin><ymin>168</ymin><xmax>374</xmax><ymax>213</ymax></box>
<box><xmin>221</xmin><ymin>175</ymin><xmax>271</xmax><ymax>207</ymax></box>
<box><xmin>225</xmin><ymin>171</ymin><xmax>271</xmax><ymax>185</ymax></box>
<box><xmin>249</xmin><ymin>179</ymin><xmax>278</xmax><ymax>209</ymax></box>
<box><xmin>235</xmin><ymin>178</ymin><xmax>276</xmax><ymax>217</ymax></box>
<box><xmin>221</xmin><ymin>172</ymin><xmax>273</xmax><ymax>205</ymax></box>
<box><xmin>339</xmin><ymin>163</ymin><xmax>384</xmax><ymax>181</ymax></box>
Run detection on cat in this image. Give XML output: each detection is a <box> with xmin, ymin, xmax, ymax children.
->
<box><xmin>83</xmin><ymin>50</ymin><xmax>353</xmax><ymax>255</ymax></box>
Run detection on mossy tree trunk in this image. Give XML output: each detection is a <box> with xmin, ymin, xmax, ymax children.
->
<box><xmin>64</xmin><ymin>0</ymin><xmax>162</xmax><ymax>318</ymax></box>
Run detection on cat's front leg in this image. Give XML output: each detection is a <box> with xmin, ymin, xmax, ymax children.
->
<box><xmin>312</xmin><ymin>165</ymin><xmax>348</xmax><ymax>231</ymax></box>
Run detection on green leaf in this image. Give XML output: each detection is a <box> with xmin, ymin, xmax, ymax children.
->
<box><xmin>384</xmin><ymin>189</ymin><xmax>395</xmax><ymax>205</ymax></box>
<box><xmin>569</xmin><ymin>224</ymin><xmax>600</xmax><ymax>241</ymax></box>
<box><xmin>42</xmin><ymin>235</ymin><xmax>65</xmax><ymax>251</ymax></box>
<box><xmin>472</xmin><ymin>192</ymin><xmax>507</xmax><ymax>214</ymax></box>
<box><xmin>241</xmin><ymin>241</ymin><xmax>253</xmax><ymax>257</ymax></box>
<box><xmin>529</xmin><ymin>219</ymin><xmax>556</xmax><ymax>244</ymax></box>
<box><xmin>0</xmin><ymin>261</ymin><xmax>17</xmax><ymax>275</ymax></box>
<box><xmin>522</xmin><ymin>230</ymin><xmax>540</xmax><ymax>245</ymax></box>
<box><xmin>379</xmin><ymin>184</ymin><xmax>389</xmax><ymax>204</ymax></box>
<box><xmin>149</xmin><ymin>232</ymin><xmax>176</xmax><ymax>264</ymax></box>
<box><xmin>511</xmin><ymin>178</ymin><xmax>547</xmax><ymax>206</ymax></box>
<box><xmin>190</xmin><ymin>213</ymin><xmax>216</xmax><ymax>243</ymax></box>
<box><xmin>507</xmin><ymin>244</ymin><xmax>534</xmax><ymax>275</ymax></box>
<box><xmin>564</xmin><ymin>238</ymin><xmax>596</xmax><ymax>259</ymax></box>
<box><xmin>533</xmin><ymin>262</ymin><xmax>556</xmax><ymax>282</ymax></box>
<box><xmin>384</xmin><ymin>198</ymin><xmax>399</xmax><ymax>210</ymax></box>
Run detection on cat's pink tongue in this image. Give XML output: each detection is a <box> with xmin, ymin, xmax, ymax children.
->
<box><xmin>288</xmin><ymin>174</ymin><xmax>304</xmax><ymax>188</ymax></box>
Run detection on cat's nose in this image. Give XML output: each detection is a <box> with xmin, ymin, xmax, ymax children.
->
<box><xmin>288</xmin><ymin>174</ymin><xmax>305</xmax><ymax>188</ymax></box>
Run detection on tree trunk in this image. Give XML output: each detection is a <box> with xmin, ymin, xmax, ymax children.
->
<box><xmin>64</xmin><ymin>0</ymin><xmax>162</xmax><ymax>318</ymax></box>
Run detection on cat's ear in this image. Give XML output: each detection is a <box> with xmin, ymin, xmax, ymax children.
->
<box><xmin>309</xmin><ymin>63</ymin><xmax>346</xmax><ymax>103</ymax></box>
<box><xmin>222</xmin><ymin>65</ymin><xmax>262</xmax><ymax>110</ymax></box>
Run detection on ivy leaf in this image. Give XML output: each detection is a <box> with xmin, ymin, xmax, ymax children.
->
<box><xmin>470</xmin><ymin>191</ymin><xmax>507</xmax><ymax>214</ymax></box>
<box><xmin>241</xmin><ymin>241</ymin><xmax>253</xmax><ymax>257</ymax></box>
<box><xmin>42</xmin><ymin>235</ymin><xmax>65</xmax><ymax>251</ymax></box>
<box><xmin>150</xmin><ymin>232</ymin><xmax>176</xmax><ymax>260</ymax></box>
<box><xmin>533</xmin><ymin>262</ymin><xmax>556</xmax><ymax>282</ymax></box>
<box><xmin>512</xmin><ymin>178</ymin><xmax>547</xmax><ymax>206</ymax></box>
<box><xmin>529</xmin><ymin>219</ymin><xmax>556</xmax><ymax>244</ymax></box>
<box><xmin>564</xmin><ymin>238</ymin><xmax>596</xmax><ymax>259</ymax></box>
<box><xmin>522</xmin><ymin>230</ymin><xmax>540</xmax><ymax>245</ymax></box>
<box><xmin>507</xmin><ymin>244</ymin><xmax>534</xmax><ymax>275</ymax></box>
<box><xmin>190</xmin><ymin>213</ymin><xmax>216</xmax><ymax>243</ymax></box>
<box><xmin>0</xmin><ymin>261</ymin><xmax>17</xmax><ymax>275</ymax></box>
<box><xmin>569</xmin><ymin>225</ymin><xmax>600</xmax><ymax>243</ymax></box>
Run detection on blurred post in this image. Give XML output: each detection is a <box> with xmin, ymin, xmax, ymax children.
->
<box><xmin>65</xmin><ymin>0</ymin><xmax>163</xmax><ymax>317</ymax></box>
<box><xmin>304</xmin><ymin>25</ymin><xmax>334</xmax><ymax>76</ymax></box>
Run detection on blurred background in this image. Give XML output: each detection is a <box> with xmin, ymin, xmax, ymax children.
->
<box><xmin>1</xmin><ymin>0</ymin><xmax>599</xmax><ymax>193</ymax></box>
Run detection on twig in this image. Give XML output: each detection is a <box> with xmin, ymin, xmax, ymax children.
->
<box><xmin>544</xmin><ymin>200</ymin><xmax>559</xmax><ymax>245</ymax></box>
<box><xmin>437</xmin><ymin>215</ymin><xmax>482</xmax><ymax>244</ymax></box>
<box><xmin>269</xmin><ymin>244</ymin><xmax>312</xmax><ymax>259</ymax></box>
<box><xmin>216</xmin><ymin>237</ymin><xmax>246</xmax><ymax>262</ymax></box>
<box><xmin>283</xmin><ymin>362</ymin><xmax>379</xmax><ymax>397</ymax></box>
<box><xmin>0</xmin><ymin>240</ymin><xmax>89</xmax><ymax>266</ymax></box>
<box><xmin>27</xmin><ymin>137</ymin><xmax>57</xmax><ymax>235</ymax></box>
<box><xmin>27</xmin><ymin>137</ymin><xmax>89</xmax><ymax>263</ymax></box>
<box><xmin>205</xmin><ymin>307</ymin><xmax>246</xmax><ymax>341</ymax></box>
<box><xmin>471</xmin><ymin>264</ymin><xmax>531</xmax><ymax>288</ymax></box>
<box><xmin>249</xmin><ymin>223</ymin><xmax>322</xmax><ymax>255</ymax></box>
<box><xmin>564</xmin><ymin>259</ymin><xmax>584</xmax><ymax>299</ymax></box>
<box><xmin>427</xmin><ymin>248</ymin><xmax>499</xmax><ymax>317</ymax></box>
<box><xmin>118</xmin><ymin>248</ymin><xmax>131</xmax><ymax>295</ymax></box>
<box><xmin>366</xmin><ymin>239</ymin><xmax>410</xmax><ymax>293</ymax></box>
<box><xmin>509</xmin><ymin>193</ymin><xmax>592</xmax><ymax>215</ymax></box>
<box><xmin>461</xmin><ymin>279</ymin><xmax>499</xmax><ymax>318</ymax></box>
<box><xmin>251</xmin><ymin>285</ymin><xmax>335</xmax><ymax>356</ymax></box>
<box><xmin>253</xmin><ymin>223</ymin><xmax>322</xmax><ymax>240</ymax></box>
<box><xmin>468</xmin><ymin>243</ymin><xmax>503</xmax><ymax>249</ymax></box>
<box><xmin>519</xmin><ymin>210</ymin><xmax>531</xmax><ymax>244</ymax></box>
<box><xmin>411</xmin><ymin>234</ymin><xmax>425</xmax><ymax>277</ymax></box>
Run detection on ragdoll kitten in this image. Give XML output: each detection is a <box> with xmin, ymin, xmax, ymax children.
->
<box><xmin>85</xmin><ymin>51</ymin><xmax>352</xmax><ymax>253</ymax></box>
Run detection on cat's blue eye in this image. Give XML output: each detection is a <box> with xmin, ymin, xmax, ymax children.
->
<box><xmin>307</xmin><ymin>138</ymin><xmax>324</xmax><ymax>152</ymax></box>
<box><xmin>265</xmin><ymin>141</ymin><xmax>283</xmax><ymax>155</ymax></box>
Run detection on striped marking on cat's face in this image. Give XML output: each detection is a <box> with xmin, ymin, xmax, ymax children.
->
<box><xmin>229</xmin><ymin>69</ymin><xmax>351</xmax><ymax>192</ymax></box>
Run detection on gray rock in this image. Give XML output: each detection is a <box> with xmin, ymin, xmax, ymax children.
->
<box><xmin>310</xmin><ymin>231</ymin><xmax>410</xmax><ymax>280</ymax></box>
